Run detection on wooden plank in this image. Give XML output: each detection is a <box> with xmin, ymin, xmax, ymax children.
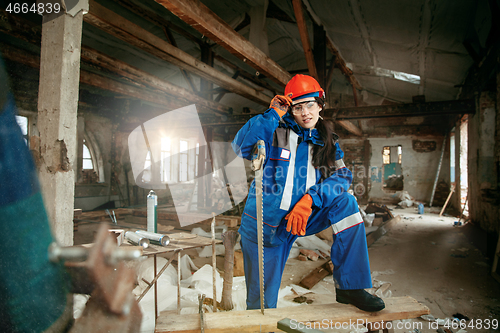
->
<box><xmin>292</xmin><ymin>0</ymin><xmax>318</xmax><ymax>82</ymax></box>
<box><xmin>155</xmin><ymin>296</ymin><xmax>429</xmax><ymax>332</ymax></box>
<box><xmin>299</xmin><ymin>261</ymin><xmax>332</xmax><ymax>289</ymax></box>
<box><xmin>366</xmin><ymin>215</ymin><xmax>401</xmax><ymax>247</ymax></box>
<box><xmin>153</xmin><ymin>0</ymin><xmax>291</xmax><ymax>87</ymax></box>
<box><xmin>85</xmin><ymin>0</ymin><xmax>272</xmax><ymax>106</ymax></box>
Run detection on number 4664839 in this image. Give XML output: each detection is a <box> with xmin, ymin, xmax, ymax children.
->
<box><xmin>6</xmin><ymin>3</ymin><xmax>61</xmax><ymax>14</ymax></box>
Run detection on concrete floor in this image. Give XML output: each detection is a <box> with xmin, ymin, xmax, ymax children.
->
<box><xmin>277</xmin><ymin>206</ymin><xmax>500</xmax><ymax>333</ymax></box>
<box><xmin>74</xmin><ymin>206</ymin><xmax>500</xmax><ymax>332</ymax></box>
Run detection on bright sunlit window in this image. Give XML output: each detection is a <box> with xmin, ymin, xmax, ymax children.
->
<box><xmin>15</xmin><ymin>115</ymin><xmax>28</xmax><ymax>146</ymax></box>
<box><xmin>179</xmin><ymin>140</ymin><xmax>188</xmax><ymax>182</ymax></box>
<box><xmin>83</xmin><ymin>140</ymin><xmax>94</xmax><ymax>170</ymax></box>
<box><xmin>161</xmin><ymin>137</ymin><xmax>171</xmax><ymax>182</ymax></box>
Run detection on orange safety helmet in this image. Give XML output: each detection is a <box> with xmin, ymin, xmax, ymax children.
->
<box><xmin>284</xmin><ymin>74</ymin><xmax>325</xmax><ymax>103</ymax></box>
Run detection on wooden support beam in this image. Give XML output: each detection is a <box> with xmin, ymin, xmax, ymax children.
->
<box><xmin>326</xmin><ymin>39</ymin><xmax>362</xmax><ymax>90</ymax></box>
<box><xmin>0</xmin><ymin>43</ymin><xmax>205</xmax><ymax>114</ymax></box>
<box><xmin>336</xmin><ymin>120</ymin><xmax>363</xmax><ymax>136</ymax></box>
<box><xmin>80</xmin><ymin>47</ymin><xmax>230</xmax><ymax>115</ymax></box>
<box><xmin>155</xmin><ymin>296</ymin><xmax>429</xmax><ymax>332</ymax></box>
<box><xmin>214</xmin><ymin>55</ymin><xmax>277</xmax><ymax>95</ymax></box>
<box><xmin>292</xmin><ymin>0</ymin><xmax>318</xmax><ymax>81</ymax></box>
<box><xmin>113</xmin><ymin>0</ymin><xmax>202</xmax><ymax>45</ymax></box>
<box><xmin>162</xmin><ymin>25</ymin><xmax>198</xmax><ymax>94</ymax></box>
<box><xmin>153</xmin><ymin>0</ymin><xmax>291</xmax><ymax>87</ymax></box>
<box><xmin>313</xmin><ymin>21</ymin><xmax>327</xmax><ymax>89</ymax></box>
<box><xmin>85</xmin><ymin>0</ymin><xmax>272</xmax><ymax>105</ymax></box>
<box><xmin>0</xmin><ymin>10</ymin><xmax>231</xmax><ymax>115</ymax></box>
<box><xmin>324</xmin><ymin>99</ymin><xmax>476</xmax><ymax>120</ymax></box>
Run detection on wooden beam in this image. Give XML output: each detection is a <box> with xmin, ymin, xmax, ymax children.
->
<box><xmin>292</xmin><ymin>0</ymin><xmax>318</xmax><ymax>81</ymax></box>
<box><xmin>214</xmin><ymin>55</ymin><xmax>277</xmax><ymax>95</ymax></box>
<box><xmin>81</xmin><ymin>47</ymin><xmax>230</xmax><ymax>115</ymax></box>
<box><xmin>153</xmin><ymin>0</ymin><xmax>291</xmax><ymax>87</ymax></box>
<box><xmin>366</xmin><ymin>215</ymin><xmax>401</xmax><ymax>247</ymax></box>
<box><xmin>0</xmin><ymin>43</ymin><xmax>211</xmax><ymax>114</ymax></box>
<box><xmin>336</xmin><ymin>120</ymin><xmax>363</xmax><ymax>136</ymax></box>
<box><xmin>85</xmin><ymin>0</ymin><xmax>272</xmax><ymax>105</ymax></box>
<box><xmin>326</xmin><ymin>39</ymin><xmax>362</xmax><ymax>90</ymax></box>
<box><xmin>162</xmin><ymin>25</ymin><xmax>198</xmax><ymax>94</ymax></box>
<box><xmin>112</xmin><ymin>0</ymin><xmax>202</xmax><ymax>45</ymax></box>
<box><xmin>313</xmin><ymin>21</ymin><xmax>327</xmax><ymax>88</ymax></box>
<box><xmin>324</xmin><ymin>99</ymin><xmax>476</xmax><ymax>120</ymax></box>
<box><xmin>0</xmin><ymin>10</ymin><xmax>230</xmax><ymax>114</ymax></box>
<box><xmin>155</xmin><ymin>296</ymin><xmax>429</xmax><ymax>332</ymax></box>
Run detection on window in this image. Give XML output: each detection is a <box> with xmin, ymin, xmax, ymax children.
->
<box><xmin>179</xmin><ymin>140</ymin><xmax>188</xmax><ymax>182</ymax></box>
<box><xmin>382</xmin><ymin>146</ymin><xmax>390</xmax><ymax>164</ymax></box>
<box><xmin>382</xmin><ymin>145</ymin><xmax>403</xmax><ymax>191</ymax></box>
<box><xmin>382</xmin><ymin>146</ymin><xmax>402</xmax><ymax>164</ymax></box>
<box><xmin>142</xmin><ymin>151</ymin><xmax>152</xmax><ymax>183</ymax></box>
<box><xmin>82</xmin><ymin>140</ymin><xmax>94</xmax><ymax>170</ymax></box>
<box><xmin>195</xmin><ymin>143</ymin><xmax>199</xmax><ymax>177</ymax></box>
<box><xmin>80</xmin><ymin>133</ymin><xmax>104</xmax><ymax>184</ymax></box>
<box><xmin>15</xmin><ymin>115</ymin><xmax>28</xmax><ymax>146</ymax></box>
<box><xmin>161</xmin><ymin>137</ymin><xmax>171</xmax><ymax>182</ymax></box>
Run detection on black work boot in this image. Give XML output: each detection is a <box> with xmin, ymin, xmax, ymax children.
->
<box><xmin>336</xmin><ymin>289</ymin><xmax>385</xmax><ymax>312</ymax></box>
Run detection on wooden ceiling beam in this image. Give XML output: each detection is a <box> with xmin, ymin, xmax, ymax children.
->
<box><xmin>0</xmin><ymin>10</ymin><xmax>232</xmax><ymax>115</ymax></box>
<box><xmin>292</xmin><ymin>0</ymin><xmax>318</xmax><ymax>82</ymax></box>
<box><xmin>85</xmin><ymin>0</ymin><xmax>272</xmax><ymax>105</ymax></box>
<box><xmin>336</xmin><ymin>120</ymin><xmax>363</xmax><ymax>136</ymax></box>
<box><xmin>80</xmin><ymin>47</ymin><xmax>231</xmax><ymax>115</ymax></box>
<box><xmin>153</xmin><ymin>0</ymin><xmax>292</xmax><ymax>87</ymax></box>
<box><xmin>324</xmin><ymin>99</ymin><xmax>475</xmax><ymax>120</ymax></box>
<box><xmin>213</xmin><ymin>54</ymin><xmax>277</xmax><ymax>95</ymax></box>
<box><xmin>0</xmin><ymin>43</ymin><xmax>221</xmax><ymax>115</ymax></box>
<box><xmin>326</xmin><ymin>38</ymin><xmax>362</xmax><ymax>90</ymax></box>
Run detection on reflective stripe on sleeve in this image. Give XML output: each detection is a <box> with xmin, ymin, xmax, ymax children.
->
<box><xmin>335</xmin><ymin>159</ymin><xmax>346</xmax><ymax>169</ymax></box>
<box><xmin>306</xmin><ymin>144</ymin><xmax>316</xmax><ymax>191</ymax></box>
<box><xmin>280</xmin><ymin>131</ymin><xmax>298</xmax><ymax>211</ymax></box>
<box><xmin>331</xmin><ymin>212</ymin><xmax>363</xmax><ymax>234</ymax></box>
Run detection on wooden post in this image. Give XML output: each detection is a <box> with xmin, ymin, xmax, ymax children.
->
<box><xmin>221</xmin><ymin>230</ymin><xmax>238</xmax><ymax>310</ymax></box>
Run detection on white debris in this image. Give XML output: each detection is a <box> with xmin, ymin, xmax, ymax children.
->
<box><xmin>294</xmin><ymin>235</ymin><xmax>331</xmax><ymax>254</ymax></box>
<box><xmin>196</xmin><ymin>244</ymin><xmax>226</xmax><ymax>257</ymax></box>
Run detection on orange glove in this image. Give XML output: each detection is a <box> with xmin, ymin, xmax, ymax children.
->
<box><xmin>269</xmin><ymin>95</ymin><xmax>292</xmax><ymax>117</ymax></box>
<box><xmin>285</xmin><ymin>194</ymin><xmax>313</xmax><ymax>236</ymax></box>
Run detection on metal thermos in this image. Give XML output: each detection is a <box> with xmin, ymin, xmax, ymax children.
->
<box><xmin>147</xmin><ymin>190</ymin><xmax>157</xmax><ymax>233</ymax></box>
<box><xmin>125</xmin><ymin>231</ymin><xmax>150</xmax><ymax>249</ymax></box>
<box><xmin>135</xmin><ymin>230</ymin><xmax>170</xmax><ymax>246</ymax></box>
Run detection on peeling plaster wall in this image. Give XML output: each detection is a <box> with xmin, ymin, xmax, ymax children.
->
<box><xmin>367</xmin><ymin>136</ymin><xmax>450</xmax><ymax>204</ymax></box>
<box><xmin>468</xmin><ymin>91</ymin><xmax>499</xmax><ymax>233</ymax></box>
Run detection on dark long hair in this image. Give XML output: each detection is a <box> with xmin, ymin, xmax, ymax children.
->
<box><xmin>312</xmin><ymin>97</ymin><xmax>338</xmax><ymax>179</ymax></box>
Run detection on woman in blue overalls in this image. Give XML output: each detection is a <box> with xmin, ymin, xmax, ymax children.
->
<box><xmin>232</xmin><ymin>74</ymin><xmax>385</xmax><ymax>312</ymax></box>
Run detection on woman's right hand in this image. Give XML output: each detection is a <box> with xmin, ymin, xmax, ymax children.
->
<box><xmin>269</xmin><ymin>95</ymin><xmax>292</xmax><ymax>117</ymax></box>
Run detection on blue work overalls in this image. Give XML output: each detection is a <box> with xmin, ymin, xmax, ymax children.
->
<box><xmin>232</xmin><ymin>109</ymin><xmax>372</xmax><ymax>310</ymax></box>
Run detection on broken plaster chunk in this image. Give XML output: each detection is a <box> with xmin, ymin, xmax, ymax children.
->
<box><xmin>299</xmin><ymin>248</ymin><xmax>319</xmax><ymax>261</ymax></box>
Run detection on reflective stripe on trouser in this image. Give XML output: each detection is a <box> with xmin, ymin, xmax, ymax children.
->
<box><xmin>240</xmin><ymin>192</ymin><xmax>372</xmax><ymax>310</ymax></box>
